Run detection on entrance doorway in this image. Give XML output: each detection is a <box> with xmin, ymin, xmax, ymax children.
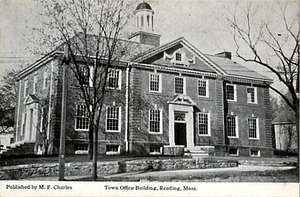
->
<box><xmin>175</xmin><ymin>123</ymin><xmax>186</xmax><ymax>146</ymax></box>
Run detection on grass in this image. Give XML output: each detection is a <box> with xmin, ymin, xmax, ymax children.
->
<box><xmin>89</xmin><ymin>168</ymin><xmax>298</xmax><ymax>182</ymax></box>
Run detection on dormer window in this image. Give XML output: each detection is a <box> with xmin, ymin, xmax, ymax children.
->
<box><xmin>175</xmin><ymin>53</ymin><xmax>182</xmax><ymax>62</ymax></box>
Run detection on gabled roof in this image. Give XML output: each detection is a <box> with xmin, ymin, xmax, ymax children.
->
<box><xmin>132</xmin><ymin>37</ymin><xmax>225</xmax><ymax>75</ymax></box>
<box><xmin>24</xmin><ymin>94</ymin><xmax>39</xmax><ymax>105</ymax></box>
<box><xmin>272</xmin><ymin>110</ymin><xmax>296</xmax><ymax>124</ymax></box>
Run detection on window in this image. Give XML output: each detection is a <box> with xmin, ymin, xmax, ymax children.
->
<box><xmin>149</xmin><ymin>109</ymin><xmax>162</xmax><ymax>133</ymax></box>
<box><xmin>250</xmin><ymin>150</ymin><xmax>260</xmax><ymax>157</ymax></box>
<box><xmin>248</xmin><ymin>118</ymin><xmax>259</xmax><ymax>139</ymax></box>
<box><xmin>108</xmin><ymin>69</ymin><xmax>121</xmax><ymax>89</ymax></box>
<box><xmin>247</xmin><ymin>87</ymin><xmax>257</xmax><ymax>103</ymax></box>
<box><xmin>75</xmin><ymin>143</ymin><xmax>88</xmax><ymax>154</ymax></box>
<box><xmin>198</xmin><ymin>79</ymin><xmax>208</xmax><ymax>97</ymax></box>
<box><xmin>150</xmin><ymin>145</ymin><xmax>162</xmax><ymax>155</ymax></box>
<box><xmin>106</xmin><ymin>106</ymin><xmax>121</xmax><ymax>132</ymax></box>
<box><xmin>43</xmin><ymin>71</ymin><xmax>48</xmax><ymax>89</ymax></box>
<box><xmin>21</xmin><ymin>112</ymin><xmax>27</xmax><ymax>136</ymax></box>
<box><xmin>174</xmin><ymin>111</ymin><xmax>185</xmax><ymax>122</ymax></box>
<box><xmin>75</xmin><ymin>104</ymin><xmax>89</xmax><ymax>131</ymax></box>
<box><xmin>33</xmin><ymin>75</ymin><xmax>38</xmax><ymax>94</ymax></box>
<box><xmin>149</xmin><ymin>73</ymin><xmax>161</xmax><ymax>92</ymax></box>
<box><xmin>228</xmin><ymin>148</ymin><xmax>239</xmax><ymax>156</ymax></box>
<box><xmin>106</xmin><ymin>145</ymin><xmax>120</xmax><ymax>155</ymax></box>
<box><xmin>226</xmin><ymin>84</ymin><xmax>236</xmax><ymax>101</ymax></box>
<box><xmin>77</xmin><ymin>65</ymin><xmax>90</xmax><ymax>86</ymax></box>
<box><xmin>174</xmin><ymin>77</ymin><xmax>185</xmax><ymax>94</ymax></box>
<box><xmin>227</xmin><ymin>116</ymin><xmax>238</xmax><ymax>137</ymax></box>
<box><xmin>198</xmin><ymin>112</ymin><xmax>210</xmax><ymax>136</ymax></box>
<box><xmin>175</xmin><ymin>53</ymin><xmax>182</xmax><ymax>62</ymax></box>
<box><xmin>24</xmin><ymin>79</ymin><xmax>28</xmax><ymax>97</ymax></box>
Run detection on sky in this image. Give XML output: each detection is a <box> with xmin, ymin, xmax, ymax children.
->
<box><xmin>0</xmin><ymin>0</ymin><xmax>299</xmax><ymax>98</ymax></box>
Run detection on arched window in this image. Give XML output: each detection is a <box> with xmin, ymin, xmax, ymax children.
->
<box><xmin>147</xmin><ymin>15</ymin><xmax>150</xmax><ymax>27</ymax></box>
<box><xmin>141</xmin><ymin>15</ymin><xmax>144</xmax><ymax>27</ymax></box>
<box><xmin>152</xmin><ymin>16</ymin><xmax>154</xmax><ymax>29</ymax></box>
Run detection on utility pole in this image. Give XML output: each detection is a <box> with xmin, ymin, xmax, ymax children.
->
<box><xmin>59</xmin><ymin>44</ymin><xmax>70</xmax><ymax>181</ymax></box>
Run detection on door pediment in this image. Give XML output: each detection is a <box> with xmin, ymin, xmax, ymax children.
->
<box><xmin>24</xmin><ymin>94</ymin><xmax>39</xmax><ymax>105</ymax></box>
<box><xmin>168</xmin><ymin>95</ymin><xmax>196</xmax><ymax>106</ymax></box>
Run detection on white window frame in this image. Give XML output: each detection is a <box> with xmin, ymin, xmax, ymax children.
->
<box><xmin>106</xmin><ymin>144</ymin><xmax>120</xmax><ymax>155</ymax></box>
<box><xmin>247</xmin><ymin>87</ymin><xmax>257</xmax><ymax>104</ymax></box>
<box><xmin>149</xmin><ymin>145</ymin><xmax>163</xmax><ymax>155</ymax></box>
<box><xmin>24</xmin><ymin>79</ymin><xmax>28</xmax><ymax>98</ymax></box>
<box><xmin>228</xmin><ymin>148</ymin><xmax>239</xmax><ymax>156</ymax></box>
<box><xmin>106</xmin><ymin>106</ymin><xmax>121</xmax><ymax>132</ymax></box>
<box><xmin>107</xmin><ymin>69</ymin><xmax>122</xmax><ymax>90</ymax></box>
<box><xmin>75</xmin><ymin>104</ymin><xmax>89</xmax><ymax>131</ymax></box>
<box><xmin>174</xmin><ymin>76</ymin><xmax>186</xmax><ymax>95</ymax></box>
<box><xmin>33</xmin><ymin>74</ymin><xmax>38</xmax><ymax>94</ymax></box>
<box><xmin>198</xmin><ymin>112</ymin><xmax>211</xmax><ymax>136</ymax></box>
<box><xmin>175</xmin><ymin>52</ymin><xmax>182</xmax><ymax>63</ymax></box>
<box><xmin>149</xmin><ymin>73</ymin><xmax>162</xmax><ymax>93</ymax></box>
<box><xmin>227</xmin><ymin>115</ymin><xmax>239</xmax><ymax>138</ymax></box>
<box><xmin>226</xmin><ymin>84</ymin><xmax>237</xmax><ymax>101</ymax></box>
<box><xmin>250</xmin><ymin>149</ymin><xmax>260</xmax><ymax>157</ymax></box>
<box><xmin>149</xmin><ymin>108</ymin><xmax>163</xmax><ymax>134</ymax></box>
<box><xmin>197</xmin><ymin>79</ymin><xmax>209</xmax><ymax>97</ymax></box>
<box><xmin>43</xmin><ymin>71</ymin><xmax>48</xmax><ymax>90</ymax></box>
<box><xmin>248</xmin><ymin>117</ymin><xmax>259</xmax><ymax>139</ymax></box>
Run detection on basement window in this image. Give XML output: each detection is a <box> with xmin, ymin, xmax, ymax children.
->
<box><xmin>75</xmin><ymin>143</ymin><xmax>88</xmax><ymax>154</ymax></box>
<box><xmin>106</xmin><ymin>145</ymin><xmax>120</xmax><ymax>155</ymax></box>
<box><xmin>228</xmin><ymin>148</ymin><xmax>239</xmax><ymax>156</ymax></box>
<box><xmin>250</xmin><ymin>150</ymin><xmax>260</xmax><ymax>157</ymax></box>
<box><xmin>150</xmin><ymin>145</ymin><xmax>162</xmax><ymax>155</ymax></box>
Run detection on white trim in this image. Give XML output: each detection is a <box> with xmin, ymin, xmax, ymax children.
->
<box><xmin>75</xmin><ymin>103</ymin><xmax>89</xmax><ymax>131</ymax></box>
<box><xmin>149</xmin><ymin>145</ymin><xmax>163</xmax><ymax>155</ymax></box>
<box><xmin>148</xmin><ymin>108</ymin><xmax>163</xmax><ymax>134</ymax></box>
<box><xmin>106</xmin><ymin>144</ymin><xmax>121</xmax><ymax>155</ymax></box>
<box><xmin>250</xmin><ymin>149</ymin><xmax>260</xmax><ymax>157</ymax></box>
<box><xmin>197</xmin><ymin>79</ymin><xmax>209</xmax><ymax>98</ymax></box>
<box><xmin>227</xmin><ymin>115</ymin><xmax>239</xmax><ymax>138</ymax></box>
<box><xmin>149</xmin><ymin>73</ymin><xmax>162</xmax><ymax>93</ymax></box>
<box><xmin>107</xmin><ymin>69</ymin><xmax>122</xmax><ymax>90</ymax></box>
<box><xmin>228</xmin><ymin>148</ymin><xmax>239</xmax><ymax>156</ymax></box>
<box><xmin>33</xmin><ymin>74</ymin><xmax>38</xmax><ymax>94</ymax></box>
<box><xmin>43</xmin><ymin>71</ymin><xmax>48</xmax><ymax>90</ymax></box>
<box><xmin>248</xmin><ymin>117</ymin><xmax>260</xmax><ymax>140</ymax></box>
<box><xmin>198</xmin><ymin>112</ymin><xmax>211</xmax><ymax>136</ymax></box>
<box><xmin>226</xmin><ymin>84</ymin><xmax>237</xmax><ymax>102</ymax></box>
<box><xmin>247</xmin><ymin>86</ymin><xmax>257</xmax><ymax>104</ymax></box>
<box><xmin>106</xmin><ymin>106</ymin><xmax>122</xmax><ymax>132</ymax></box>
<box><xmin>23</xmin><ymin>79</ymin><xmax>28</xmax><ymax>98</ymax></box>
<box><xmin>16</xmin><ymin>81</ymin><xmax>22</xmax><ymax>141</ymax></box>
<box><xmin>174</xmin><ymin>76</ymin><xmax>186</xmax><ymax>95</ymax></box>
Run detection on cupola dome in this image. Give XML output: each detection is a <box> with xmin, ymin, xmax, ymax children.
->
<box><xmin>136</xmin><ymin>2</ymin><xmax>153</xmax><ymax>11</ymax></box>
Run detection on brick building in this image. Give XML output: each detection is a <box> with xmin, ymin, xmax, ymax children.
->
<box><xmin>9</xmin><ymin>2</ymin><xmax>273</xmax><ymax>157</ymax></box>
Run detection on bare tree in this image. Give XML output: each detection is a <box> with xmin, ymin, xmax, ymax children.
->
<box><xmin>33</xmin><ymin>0</ymin><xmax>133</xmax><ymax>180</ymax></box>
<box><xmin>225</xmin><ymin>1</ymin><xmax>299</xmax><ymax>168</ymax></box>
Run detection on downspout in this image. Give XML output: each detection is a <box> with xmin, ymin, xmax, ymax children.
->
<box><xmin>125</xmin><ymin>63</ymin><xmax>132</xmax><ymax>154</ymax></box>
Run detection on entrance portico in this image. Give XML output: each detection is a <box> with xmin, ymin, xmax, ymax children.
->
<box><xmin>168</xmin><ymin>95</ymin><xmax>196</xmax><ymax>150</ymax></box>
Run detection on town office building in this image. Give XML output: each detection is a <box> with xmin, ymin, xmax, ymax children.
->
<box><xmin>12</xmin><ymin>2</ymin><xmax>273</xmax><ymax>157</ymax></box>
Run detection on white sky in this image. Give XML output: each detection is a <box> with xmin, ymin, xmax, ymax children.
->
<box><xmin>0</xmin><ymin>0</ymin><xmax>298</xmax><ymax>98</ymax></box>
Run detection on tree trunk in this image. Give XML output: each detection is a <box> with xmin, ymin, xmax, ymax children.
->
<box><xmin>296</xmin><ymin>102</ymin><xmax>299</xmax><ymax>180</ymax></box>
<box><xmin>92</xmin><ymin>124</ymin><xmax>98</xmax><ymax>180</ymax></box>
<box><xmin>88</xmin><ymin>126</ymin><xmax>93</xmax><ymax>160</ymax></box>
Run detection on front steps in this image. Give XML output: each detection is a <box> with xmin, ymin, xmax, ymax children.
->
<box><xmin>0</xmin><ymin>141</ymin><xmax>35</xmax><ymax>156</ymax></box>
<box><xmin>184</xmin><ymin>146</ymin><xmax>215</xmax><ymax>158</ymax></box>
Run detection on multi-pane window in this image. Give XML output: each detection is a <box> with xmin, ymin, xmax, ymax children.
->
<box><xmin>150</xmin><ymin>145</ymin><xmax>162</xmax><ymax>155</ymax></box>
<box><xmin>24</xmin><ymin>79</ymin><xmax>28</xmax><ymax>97</ymax></box>
<box><xmin>198</xmin><ymin>113</ymin><xmax>209</xmax><ymax>135</ymax></box>
<box><xmin>75</xmin><ymin>104</ymin><xmax>89</xmax><ymax>130</ymax></box>
<box><xmin>149</xmin><ymin>73</ymin><xmax>161</xmax><ymax>92</ymax></box>
<box><xmin>227</xmin><ymin>116</ymin><xmax>237</xmax><ymax>137</ymax></box>
<box><xmin>106</xmin><ymin>107</ymin><xmax>120</xmax><ymax>131</ymax></box>
<box><xmin>247</xmin><ymin>87</ymin><xmax>257</xmax><ymax>103</ymax></box>
<box><xmin>174</xmin><ymin>77</ymin><xmax>184</xmax><ymax>94</ymax></box>
<box><xmin>78</xmin><ymin>65</ymin><xmax>90</xmax><ymax>85</ymax></box>
<box><xmin>226</xmin><ymin>84</ymin><xmax>236</xmax><ymax>101</ymax></box>
<box><xmin>175</xmin><ymin>53</ymin><xmax>182</xmax><ymax>61</ymax></box>
<box><xmin>108</xmin><ymin>70</ymin><xmax>120</xmax><ymax>89</ymax></box>
<box><xmin>248</xmin><ymin>118</ymin><xmax>258</xmax><ymax>139</ymax></box>
<box><xmin>106</xmin><ymin>145</ymin><xmax>120</xmax><ymax>155</ymax></box>
<box><xmin>198</xmin><ymin>80</ymin><xmax>208</xmax><ymax>97</ymax></box>
<box><xmin>149</xmin><ymin>109</ymin><xmax>161</xmax><ymax>133</ymax></box>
